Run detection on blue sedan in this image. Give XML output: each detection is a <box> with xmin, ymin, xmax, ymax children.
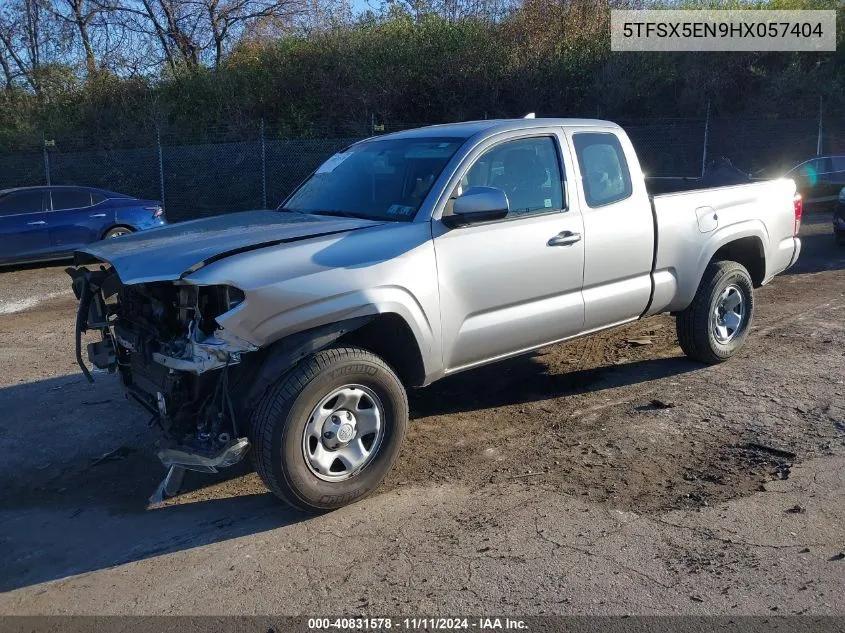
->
<box><xmin>0</xmin><ymin>186</ymin><xmax>167</xmax><ymax>266</ymax></box>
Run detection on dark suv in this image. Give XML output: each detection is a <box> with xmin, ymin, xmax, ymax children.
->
<box><xmin>786</xmin><ymin>155</ymin><xmax>845</xmax><ymax>212</ymax></box>
<box><xmin>834</xmin><ymin>186</ymin><xmax>845</xmax><ymax>246</ymax></box>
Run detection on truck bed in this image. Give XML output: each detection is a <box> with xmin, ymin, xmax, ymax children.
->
<box><xmin>645</xmin><ymin>176</ymin><xmax>757</xmax><ymax>196</ymax></box>
<box><xmin>644</xmin><ymin>177</ymin><xmax>800</xmax><ymax>317</ymax></box>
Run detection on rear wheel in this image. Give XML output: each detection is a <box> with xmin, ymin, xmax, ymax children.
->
<box><xmin>103</xmin><ymin>226</ymin><xmax>133</xmax><ymax>239</ymax></box>
<box><xmin>675</xmin><ymin>261</ymin><xmax>755</xmax><ymax>364</ymax></box>
<box><xmin>250</xmin><ymin>346</ymin><xmax>408</xmax><ymax>513</ymax></box>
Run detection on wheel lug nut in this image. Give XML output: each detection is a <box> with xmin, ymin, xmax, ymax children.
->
<box><xmin>324</xmin><ymin>431</ymin><xmax>334</xmax><ymax>439</ymax></box>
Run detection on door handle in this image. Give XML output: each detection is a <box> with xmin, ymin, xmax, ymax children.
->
<box><xmin>27</xmin><ymin>220</ymin><xmax>47</xmax><ymax>225</ymax></box>
<box><xmin>89</xmin><ymin>213</ymin><xmax>106</xmax><ymax>218</ymax></box>
<box><xmin>547</xmin><ymin>231</ymin><xmax>582</xmax><ymax>246</ymax></box>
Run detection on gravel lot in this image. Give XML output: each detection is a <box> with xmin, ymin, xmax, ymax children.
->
<box><xmin>1</xmin><ymin>215</ymin><xmax>844</xmax><ymax>615</ymax></box>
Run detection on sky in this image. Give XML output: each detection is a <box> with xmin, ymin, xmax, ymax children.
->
<box><xmin>351</xmin><ymin>0</ymin><xmax>374</xmax><ymax>12</ymax></box>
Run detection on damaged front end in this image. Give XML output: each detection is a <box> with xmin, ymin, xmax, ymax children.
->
<box><xmin>67</xmin><ymin>265</ymin><xmax>258</xmax><ymax>481</ymax></box>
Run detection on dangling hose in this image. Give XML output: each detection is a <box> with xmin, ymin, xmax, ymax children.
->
<box><xmin>223</xmin><ymin>362</ymin><xmax>238</xmax><ymax>438</ymax></box>
<box><xmin>74</xmin><ymin>275</ymin><xmax>94</xmax><ymax>384</ymax></box>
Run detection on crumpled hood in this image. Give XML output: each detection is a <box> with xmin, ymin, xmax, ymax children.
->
<box><xmin>75</xmin><ymin>210</ymin><xmax>383</xmax><ymax>284</ymax></box>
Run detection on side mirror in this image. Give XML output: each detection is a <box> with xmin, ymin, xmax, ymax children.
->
<box><xmin>442</xmin><ymin>186</ymin><xmax>509</xmax><ymax>228</ymax></box>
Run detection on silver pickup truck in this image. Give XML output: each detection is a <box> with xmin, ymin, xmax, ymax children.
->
<box><xmin>68</xmin><ymin>118</ymin><xmax>802</xmax><ymax>512</ymax></box>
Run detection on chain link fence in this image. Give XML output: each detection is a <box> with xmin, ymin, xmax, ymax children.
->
<box><xmin>620</xmin><ymin>118</ymin><xmax>708</xmax><ymax>178</ymax></box>
<box><xmin>2</xmin><ymin>114</ymin><xmax>844</xmax><ymax>222</ymax></box>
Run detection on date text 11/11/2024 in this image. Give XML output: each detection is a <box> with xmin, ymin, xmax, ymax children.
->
<box><xmin>307</xmin><ymin>618</ymin><xmax>529</xmax><ymax>630</ymax></box>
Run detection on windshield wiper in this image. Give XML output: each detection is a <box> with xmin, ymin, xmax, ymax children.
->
<box><xmin>311</xmin><ymin>210</ymin><xmax>373</xmax><ymax>219</ymax></box>
<box><xmin>277</xmin><ymin>208</ymin><xmax>380</xmax><ymax>220</ymax></box>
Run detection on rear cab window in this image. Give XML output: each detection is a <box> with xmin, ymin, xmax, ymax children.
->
<box><xmin>573</xmin><ymin>132</ymin><xmax>633</xmax><ymax>207</ymax></box>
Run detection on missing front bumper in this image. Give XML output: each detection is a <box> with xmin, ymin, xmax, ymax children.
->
<box><xmin>157</xmin><ymin>437</ymin><xmax>251</xmax><ymax>474</ymax></box>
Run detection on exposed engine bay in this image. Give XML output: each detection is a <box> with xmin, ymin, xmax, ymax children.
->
<box><xmin>67</xmin><ymin>265</ymin><xmax>256</xmax><ymax>478</ymax></box>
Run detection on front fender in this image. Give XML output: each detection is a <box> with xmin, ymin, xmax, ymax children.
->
<box><xmin>218</xmin><ymin>285</ymin><xmax>435</xmax><ymax>361</ymax></box>
<box><xmin>184</xmin><ymin>221</ymin><xmax>442</xmax><ymax>381</ymax></box>
<box><xmin>239</xmin><ymin>316</ymin><xmax>376</xmax><ymax>418</ymax></box>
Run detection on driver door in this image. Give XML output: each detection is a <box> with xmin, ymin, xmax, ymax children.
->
<box><xmin>432</xmin><ymin>132</ymin><xmax>585</xmax><ymax>373</ymax></box>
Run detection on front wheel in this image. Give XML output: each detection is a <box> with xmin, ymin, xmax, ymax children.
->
<box><xmin>675</xmin><ymin>261</ymin><xmax>755</xmax><ymax>364</ymax></box>
<box><xmin>250</xmin><ymin>346</ymin><xmax>408</xmax><ymax>513</ymax></box>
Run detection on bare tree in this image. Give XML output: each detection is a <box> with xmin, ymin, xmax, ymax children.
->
<box><xmin>0</xmin><ymin>16</ymin><xmax>34</xmax><ymax>90</ymax></box>
<box><xmin>202</xmin><ymin>0</ymin><xmax>301</xmax><ymax>67</ymax></box>
<box><xmin>36</xmin><ymin>0</ymin><xmax>122</xmax><ymax>74</ymax></box>
<box><xmin>106</xmin><ymin>0</ymin><xmax>203</xmax><ymax>69</ymax></box>
<box><xmin>383</xmin><ymin>0</ymin><xmax>514</xmax><ymax>22</ymax></box>
<box><xmin>0</xmin><ymin>38</ymin><xmax>21</xmax><ymax>90</ymax></box>
<box><xmin>0</xmin><ymin>0</ymin><xmax>331</xmax><ymax>85</ymax></box>
<box><xmin>106</xmin><ymin>0</ymin><xmax>303</xmax><ymax>70</ymax></box>
<box><xmin>0</xmin><ymin>0</ymin><xmax>56</xmax><ymax>91</ymax></box>
<box><xmin>150</xmin><ymin>0</ymin><xmax>202</xmax><ymax>65</ymax></box>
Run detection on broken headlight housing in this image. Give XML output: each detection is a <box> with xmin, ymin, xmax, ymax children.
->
<box><xmin>182</xmin><ymin>284</ymin><xmax>246</xmax><ymax>336</ymax></box>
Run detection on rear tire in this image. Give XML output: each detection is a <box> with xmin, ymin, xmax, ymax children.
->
<box><xmin>103</xmin><ymin>226</ymin><xmax>133</xmax><ymax>239</ymax></box>
<box><xmin>250</xmin><ymin>346</ymin><xmax>408</xmax><ymax>513</ymax></box>
<box><xmin>675</xmin><ymin>261</ymin><xmax>754</xmax><ymax>365</ymax></box>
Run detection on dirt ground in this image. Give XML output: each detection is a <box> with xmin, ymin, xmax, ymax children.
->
<box><xmin>1</xmin><ymin>215</ymin><xmax>844</xmax><ymax>615</ymax></box>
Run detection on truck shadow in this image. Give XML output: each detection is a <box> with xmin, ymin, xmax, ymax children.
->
<box><xmin>0</xmin><ymin>351</ymin><xmax>699</xmax><ymax>593</ymax></box>
<box><xmin>409</xmin><ymin>353</ymin><xmax>701</xmax><ymax>417</ymax></box>
<box><xmin>0</xmin><ymin>373</ymin><xmax>307</xmax><ymax>593</ymax></box>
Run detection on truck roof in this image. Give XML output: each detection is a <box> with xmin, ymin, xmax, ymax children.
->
<box><xmin>381</xmin><ymin>118</ymin><xmax>621</xmax><ymax>141</ymax></box>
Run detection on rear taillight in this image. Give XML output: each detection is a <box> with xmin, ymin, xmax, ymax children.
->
<box><xmin>793</xmin><ymin>192</ymin><xmax>803</xmax><ymax>236</ymax></box>
<box><xmin>145</xmin><ymin>205</ymin><xmax>164</xmax><ymax>218</ymax></box>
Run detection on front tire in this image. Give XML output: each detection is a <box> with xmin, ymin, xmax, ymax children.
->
<box><xmin>250</xmin><ymin>346</ymin><xmax>408</xmax><ymax>513</ymax></box>
<box><xmin>675</xmin><ymin>261</ymin><xmax>755</xmax><ymax>365</ymax></box>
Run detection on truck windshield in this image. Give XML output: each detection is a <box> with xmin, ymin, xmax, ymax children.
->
<box><xmin>282</xmin><ymin>137</ymin><xmax>465</xmax><ymax>221</ymax></box>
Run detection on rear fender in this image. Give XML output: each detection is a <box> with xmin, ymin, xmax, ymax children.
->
<box><xmin>113</xmin><ymin>200</ymin><xmax>162</xmax><ymax>230</ymax></box>
<box><xmin>668</xmin><ymin>220</ymin><xmax>768</xmax><ymax>312</ymax></box>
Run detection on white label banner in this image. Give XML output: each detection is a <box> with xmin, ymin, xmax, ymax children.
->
<box><xmin>611</xmin><ymin>10</ymin><xmax>837</xmax><ymax>52</ymax></box>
